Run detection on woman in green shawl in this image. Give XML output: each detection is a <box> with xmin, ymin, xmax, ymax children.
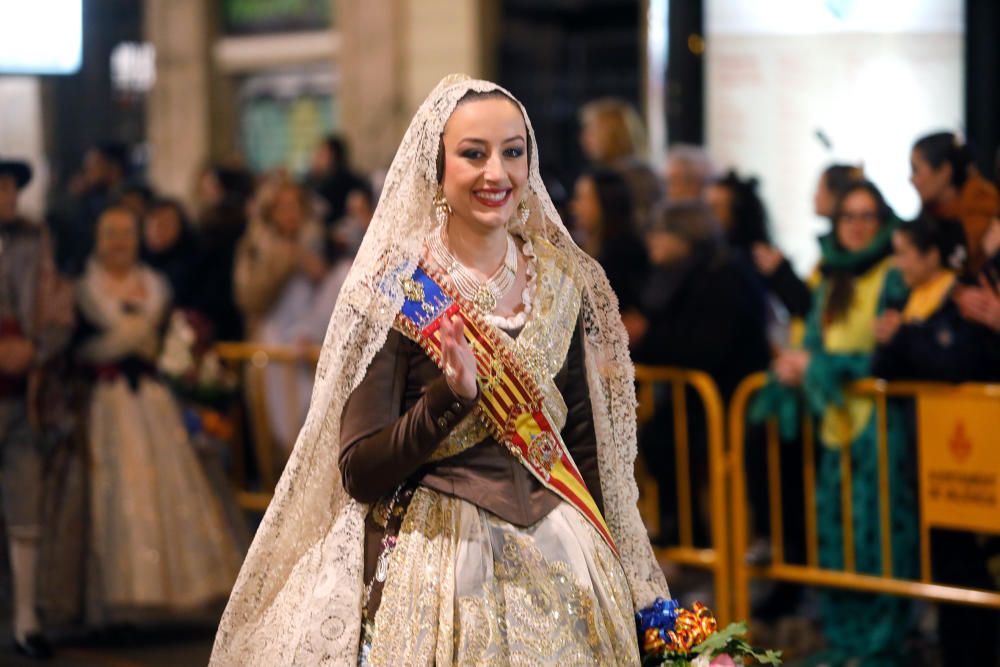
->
<box><xmin>753</xmin><ymin>180</ymin><xmax>916</xmax><ymax>666</ymax></box>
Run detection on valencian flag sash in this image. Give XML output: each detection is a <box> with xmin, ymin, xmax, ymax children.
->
<box><xmin>393</xmin><ymin>263</ymin><xmax>618</xmax><ymax>556</ymax></box>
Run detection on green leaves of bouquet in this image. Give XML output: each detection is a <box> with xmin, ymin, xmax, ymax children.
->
<box><xmin>637</xmin><ymin>598</ymin><xmax>782</xmax><ymax>666</ymax></box>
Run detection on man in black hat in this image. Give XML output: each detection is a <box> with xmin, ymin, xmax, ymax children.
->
<box><xmin>0</xmin><ymin>157</ymin><xmax>74</xmax><ymax>659</ymax></box>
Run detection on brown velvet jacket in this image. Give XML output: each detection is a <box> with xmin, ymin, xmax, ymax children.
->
<box><xmin>339</xmin><ymin>316</ymin><xmax>601</xmax><ymax>595</ymax></box>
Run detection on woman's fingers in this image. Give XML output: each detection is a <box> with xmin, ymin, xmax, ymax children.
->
<box><xmin>441</xmin><ymin>317</ymin><xmax>457</xmax><ymax>368</ymax></box>
<box><xmin>441</xmin><ymin>315</ymin><xmax>460</xmax><ymax>353</ymax></box>
<box><xmin>438</xmin><ymin>315</ymin><xmax>478</xmax><ymax>399</ymax></box>
<box><xmin>440</xmin><ymin>315</ymin><xmax>471</xmax><ymax>370</ymax></box>
<box><xmin>451</xmin><ymin>315</ymin><xmax>464</xmax><ymax>348</ymax></box>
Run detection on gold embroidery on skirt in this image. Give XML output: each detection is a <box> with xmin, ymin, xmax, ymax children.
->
<box><xmin>369</xmin><ymin>490</ymin><xmax>636</xmax><ymax>666</ymax></box>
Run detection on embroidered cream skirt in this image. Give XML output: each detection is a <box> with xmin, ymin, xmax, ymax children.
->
<box><xmin>367</xmin><ymin>488</ymin><xmax>639</xmax><ymax>666</ymax></box>
<box><xmin>88</xmin><ymin>378</ymin><xmax>245</xmax><ymax>622</ymax></box>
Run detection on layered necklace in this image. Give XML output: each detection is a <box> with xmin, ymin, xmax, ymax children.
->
<box><xmin>428</xmin><ymin>228</ymin><xmax>518</xmax><ymax>314</ymax></box>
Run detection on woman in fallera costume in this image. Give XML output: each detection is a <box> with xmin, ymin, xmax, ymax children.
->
<box><xmin>77</xmin><ymin>207</ymin><xmax>245</xmax><ymax>623</ymax></box>
<box><xmin>211</xmin><ymin>75</ymin><xmax>668</xmax><ymax>665</ymax></box>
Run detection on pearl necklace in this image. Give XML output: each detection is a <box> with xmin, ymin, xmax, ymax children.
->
<box><xmin>428</xmin><ymin>228</ymin><xmax>518</xmax><ymax>313</ymax></box>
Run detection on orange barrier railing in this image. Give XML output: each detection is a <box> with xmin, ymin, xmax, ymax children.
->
<box><xmin>634</xmin><ymin>364</ymin><xmax>731</xmax><ymax>625</ymax></box>
<box><xmin>208</xmin><ymin>345</ymin><xmax>1000</xmax><ymax>627</ymax></box>
<box><xmin>214</xmin><ymin>342</ymin><xmax>321</xmax><ymax>512</ymax></box>
<box><xmin>728</xmin><ymin>372</ymin><xmax>1000</xmax><ymax>623</ymax></box>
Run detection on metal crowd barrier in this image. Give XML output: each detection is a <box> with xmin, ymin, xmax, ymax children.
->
<box><xmin>207</xmin><ymin>347</ymin><xmax>1000</xmax><ymax>629</ymax></box>
<box><xmin>633</xmin><ymin>364</ymin><xmax>731</xmax><ymax>625</ymax></box>
<box><xmin>728</xmin><ymin>372</ymin><xmax>1000</xmax><ymax>623</ymax></box>
<box><xmin>214</xmin><ymin>342</ymin><xmax>321</xmax><ymax>512</ymax></box>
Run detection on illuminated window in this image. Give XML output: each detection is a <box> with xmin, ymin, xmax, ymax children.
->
<box><xmin>111</xmin><ymin>42</ymin><xmax>156</xmax><ymax>94</ymax></box>
<box><xmin>0</xmin><ymin>0</ymin><xmax>83</xmax><ymax>75</ymax></box>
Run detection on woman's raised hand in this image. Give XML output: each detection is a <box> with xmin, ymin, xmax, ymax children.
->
<box><xmin>440</xmin><ymin>314</ymin><xmax>478</xmax><ymax>399</ymax></box>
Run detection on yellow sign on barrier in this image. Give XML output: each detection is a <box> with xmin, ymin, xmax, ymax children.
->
<box><xmin>918</xmin><ymin>394</ymin><xmax>1000</xmax><ymax>535</ymax></box>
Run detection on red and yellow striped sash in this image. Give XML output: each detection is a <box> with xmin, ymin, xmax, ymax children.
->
<box><xmin>394</xmin><ymin>263</ymin><xmax>617</xmax><ymax>556</ymax></box>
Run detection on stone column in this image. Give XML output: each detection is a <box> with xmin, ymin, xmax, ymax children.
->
<box><xmin>145</xmin><ymin>0</ymin><xmax>212</xmax><ymax>205</ymax></box>
<box><xmin>337</xmin><ymin>0</ymin><xmax>408</xmax><ymax>173</ymax></box>
<box><xmin>337</xmin><ymin>0</ymin><xmax>495</xmax><ymax>174</ymax></box>
<box><xmin>403</xmin><ymin>0</ymin><xmax>486</xmax><ymax>111</ymax></box>
<box><xmin>0</xmin><ymin>77</ymin><xmax>46</xmax><ymax>218</ymax></box>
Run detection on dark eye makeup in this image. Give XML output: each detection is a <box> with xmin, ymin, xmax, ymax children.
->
<box><xmin>458</xmin><ymin>146</ymin><xmax>525</xmax><ymax>160</ymax></box>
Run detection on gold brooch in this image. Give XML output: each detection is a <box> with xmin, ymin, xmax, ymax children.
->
<box><xmin>472</xmin><ymin>286</ymin><xmax>498</xmax><ymax>314</ymax></box>
<box><xmin>399</xmin><ymin>276</ymin><xmax>425</xmax><ymax>304</ymax></box>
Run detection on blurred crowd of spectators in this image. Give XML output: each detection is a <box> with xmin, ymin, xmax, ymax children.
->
<box><xmin>1</xmin><ymin>96</ymin><xmax>998</xmax><ymax>662</ymax></box>
<box><xmin>568</xmin><ymin>99</ymin><xmax>999</xmax><ymax>667</ymax></box>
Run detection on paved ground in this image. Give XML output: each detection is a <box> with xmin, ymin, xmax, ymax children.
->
<box><xmin>0</xmin><ymin>567</ymin><xmax>955</xmax><ymax>667</ymax></box>
<box><xmin>2</xmin><ymin>623</ymin><xmax>214</xmax><ymax>667</ymax></box>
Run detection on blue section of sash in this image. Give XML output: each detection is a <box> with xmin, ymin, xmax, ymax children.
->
<box><xmin>399</xmin><ymin>266</ymin><xmax>453</xmax><ymax>331</ymax></box>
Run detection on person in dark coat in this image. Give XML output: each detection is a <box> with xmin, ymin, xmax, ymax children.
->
<box><xmin>873</xmin><ymin>214</ymin><xmax>998</xmax><ymax>381</ymax></box>
<box><xmin>578</xmin><ymin>98</ymin><xmax>662</xmax><ymax>232</ymax></box>
<box><xmin>0</xmin><ymin>157</ymin><xmax>74</xmax><ymax>659</ymax></box>
<box><xmin>707</xmin><ymin>169</ymin><xmax>771</xmax><ymax>254</ymax></box>
<box><xmin>49</xmin><ymin>142</ymin><xmax>131</xmax><ymax>278</ymax></box>
<box><xmin>635</xmin><ymin>201</ymin><xmax>770</xmax><ymax>544</ymax></box>
<box><xmin>305</xmin><ymin>135</ymin><xmax>366</xmax><ymax>226</ymax></box>
<box><xmin>142</xmin><ymin>198</ymin><xmax>200</xmax><ymax>309</ymax></box>
<box><xmin>910</xmin><ymin>132</ymin><xmax>999</xmax><ymax>276</ymax></box>
<box><xmin>570</xmin><ymin>168</ymin><xmax>649</xmax><ymax>344</ymax></box>
<box><xmin>190</xmin><ymin>165</ymin><xmax>255</xmax><ymax>341</ymax></box>
<box><xmin>635</xmin><ymin>200</ymin><xmax>770</xmax><ymax>397</ymax></box>
<box><xmin>871</xmin><ymin>213</ymin><xmax>1000</xmax><ymax>667</ymax></box>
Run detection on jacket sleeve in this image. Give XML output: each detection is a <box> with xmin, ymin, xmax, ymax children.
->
<box><xmin>557</xmin><ymin>317</ymin><xmax>604</xmax><ymax>514</ymax></box>
<box><xmin>870</xmin><ymin>331</ymin><xmax>908</xmax><ymax>380</ymax></box>
<box><xmin>766</xmin><ymin>259</ymin><xmax>813</xmax><ymax>318</ymax></box>
<box><xmin>338</xmin><ymin>330</ymin><xmax>479</xmax><ymax>503</ymax></box>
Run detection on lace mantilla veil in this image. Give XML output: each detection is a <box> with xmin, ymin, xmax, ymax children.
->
<box><xmin>210</xmin><ymin>74</ymin><xmax>668</xmax><ymax>666</ymax></box>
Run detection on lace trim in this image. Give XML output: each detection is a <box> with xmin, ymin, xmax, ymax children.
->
<box><xmin>483</xmin><ymin>233</ymin><xmax>538</xmax><ymax>331</ymax></box>
<box><xmin>210</xmin><ymin>75</ymin><xmax>668</xmax><ymax>667</ymax></box>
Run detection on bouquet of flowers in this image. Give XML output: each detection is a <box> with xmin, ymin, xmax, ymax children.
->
<box><xmin>159</xmin><ymin>309</ymin><xmax>241</xmax><ymax>449</ymax></box>
<box><xmin>637</xmin><ymin>599</ymin><xmax>782</xmax><ymax>666</ymax></box>
<box><xmin>158</xmin><ymin>309</ymin><xmax>238</xmax><ymax>408</ymax></box>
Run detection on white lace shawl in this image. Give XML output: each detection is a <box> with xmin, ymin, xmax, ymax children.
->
<box><xmin>210</xmin><ymin>74</ymin><xmax>668</xmax><ymax>666</ymax></box>
<box><xmin>75</xmin><ymin>260</ymin><xmax>171</xmax><ymax>365</ymax></box>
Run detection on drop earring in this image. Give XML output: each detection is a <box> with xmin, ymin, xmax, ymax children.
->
<box><xmin>516</xmin><ymin>199</ymin><xmax>530</xmax><ymax>225</ymax></box>
<box><xmin>433</xmin><ymin>186</ymin><xmax>452</xmax><ymax>227</ymax></box>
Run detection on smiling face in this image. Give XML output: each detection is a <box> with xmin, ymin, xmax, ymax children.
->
<box><xmin>834</xmin><ymin>189</ymin><xmax>881</xmax><ymax>253</ymax></box>
<box><xmin>440</xmin><ymin>97</ymin><xmax>529</xmax><ymax>232</ymax></box>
